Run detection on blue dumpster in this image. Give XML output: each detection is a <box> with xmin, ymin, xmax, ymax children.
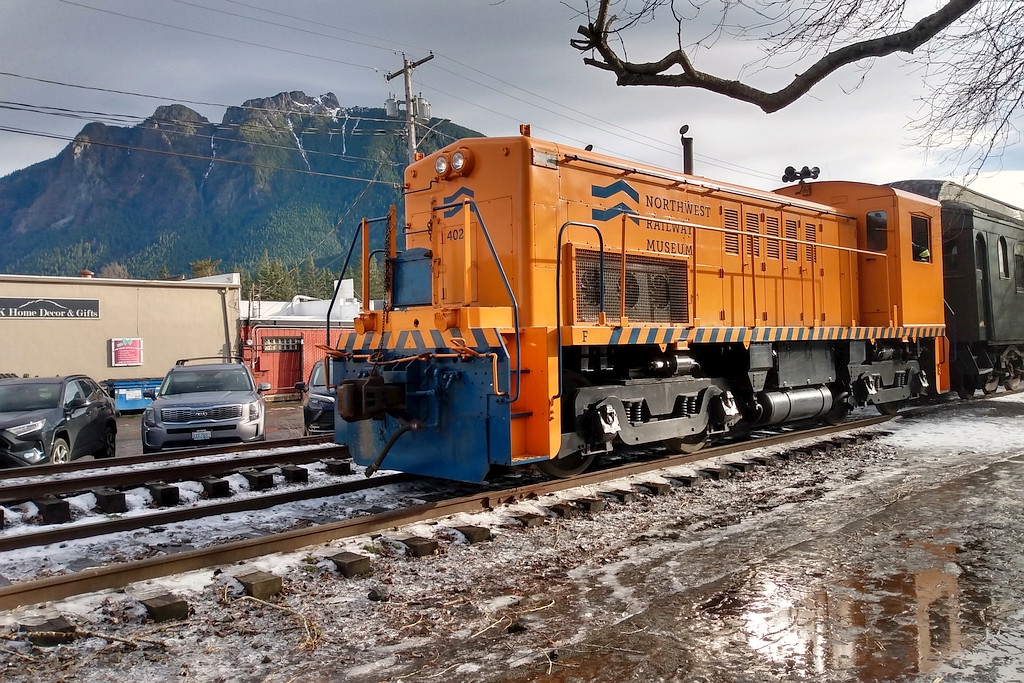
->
<box><xmin>104</xmin><ymin>378</ymin><xmax>163</xmax><ymax>412</ymax></box>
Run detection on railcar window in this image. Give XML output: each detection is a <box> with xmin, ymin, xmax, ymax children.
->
<box><xmin>866</xmin><ymin>211</ymin><xmax>887</xmax><ymax>251</ymax></box>
<box><xmin>943</xmin><ymin>241</ymin><xmax>958</xmax><ymax>269</ymax></box>
<box><xmin>911</xmin><ymin>215</ymin><xmax>932</xmax><ymax>262</ymax></box>
<box><xmin>1015</xmin><ymin>244</ymin><xmax>1024</xmax><ymax>293</ymax></box>
<box><xmin>998</xmin><ymin>237</ymin><xmax>1010</xmax><ymax>278</ymax></box>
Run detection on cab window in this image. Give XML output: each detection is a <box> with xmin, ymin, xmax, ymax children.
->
<box><xmin>866</xmin><ymin>211</ymin><xmax>887</xmax><ymax>252</ymax></box>
<box><xmin>911</xmin><ymin>215</ymin><xmax>932</xmax><ymax>262</ymax></box>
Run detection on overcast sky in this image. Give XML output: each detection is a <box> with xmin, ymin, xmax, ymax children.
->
<box><xmin>2</xmin><ymin>0</ymin><xmax>1022</xmax><ymax>203</ymax></box>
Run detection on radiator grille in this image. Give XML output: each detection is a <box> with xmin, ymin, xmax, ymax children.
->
<box><xmin>161</xmin><ymin>405</ymin><xmax>243</xmax><ymax>423</ymax></box>
<box><xmin>575</xmin><ymin>249</ymin><xmax>689</xmax><ymax>324</ymax></box>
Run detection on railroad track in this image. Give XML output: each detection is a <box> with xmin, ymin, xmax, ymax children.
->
<box><xmin>0</xmin><ymin>436</ymin><xmax>392</xmax><ymax>553</ymax></box>
<box><xmin>0</xmin><ymin>413</ymin><xmax>895</xmax><ymax>611</ymax></box>
<box><xmin>0</xmin><ymin>441</ymin><xmax>346</xmax><ymax>505</ymax></box>
<box><xmin>0</xmin><ymin>434</ymin><xmax>332</xmax><ymax>484</ymax></box>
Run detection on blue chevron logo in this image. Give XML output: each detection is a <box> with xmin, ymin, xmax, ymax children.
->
<box><xmin>592</xmin><ymin>179</ymin><xmax>639</xmax><ymax>202</ymax></box>
<box><xmin>591</xmin><ymin>180</ymin><xmax>639</xmax><ymax>224</ymax></box>
<box><xmin>443</xmin><ymin>187</ymin><xmax>475</xmax><ymax>218</ymax></box>
<box><xmin>592</xmin><ymin>203</ymin><xmax>637</xmax><ymax>222</ymax></box>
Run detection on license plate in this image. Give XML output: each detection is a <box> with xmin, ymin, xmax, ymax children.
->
<box><xmin>192</xmin><ymin>429</ymin><xmax>212</xmax><ymax>441</ymax></box>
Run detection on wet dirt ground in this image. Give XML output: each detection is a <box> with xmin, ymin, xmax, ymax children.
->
<box><xmin>3</xmin><ymin>396</ymin><xmax>1024</xmax><ymax>682</ymax></box>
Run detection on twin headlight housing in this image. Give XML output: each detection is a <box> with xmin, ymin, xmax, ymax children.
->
<box><xmin>433</xmin><ymin>147</ymin><xmax>474</xmax><ymax>178</ymax></box>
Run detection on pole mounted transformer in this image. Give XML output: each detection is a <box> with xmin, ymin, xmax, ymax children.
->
<box><xmin>386</xmin><ymin>53</ymin><xmax>435</xmax><ymax>163</ymax></box>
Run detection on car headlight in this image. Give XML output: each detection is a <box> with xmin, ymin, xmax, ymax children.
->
<box><xmin>143</xmin><ymin>407</ymin><xmax>157</xmax><ymax>427</ymax></box>
<box><xmin>309</xmin><ymin>396</ymin><xmax>335</xmax><ymax>410</ymax></box>
<box><xmin>248</xmin><ymin>400</ymin><xmax>261</xmax><ymax>421</ymax></box>
<box><xmin>7</xmin><ymin>419</ymin><xmax>45</xmax><ymax>438</ymax></box>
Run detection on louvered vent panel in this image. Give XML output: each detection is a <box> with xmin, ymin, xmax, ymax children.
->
<box><xmin>745</xmin><ymin>212</ymin><xmax>761</xmax><ymax>257</ymax></box>
<box><xmin>766</xmin><ymin>216</ymin><xmax>781</xmax><ymax>259</ymax></box>
<box><xmin>724</xmin><ymin>209</ymin><xmax>740</xmax><ymax>254</ymax></box>
<box><xmin>575</xmin><ymin>249</ymin><xmax>689</xmax><ymax>324</ymax></box>
<box><xmin>785</xmin><ymin>219</ymin><xmax>799</xmax><ymax>261</ymax></box>
<box><xmin>805</xmin><ymin>222</ymin><xmax>818</xmax><ymax>262</ymax></box>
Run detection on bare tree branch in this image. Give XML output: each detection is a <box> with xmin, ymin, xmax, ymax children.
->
<box><xmin>571</xmin><ymin>0</ymin><xmax>983</xmax><ymax>113</ymax></box>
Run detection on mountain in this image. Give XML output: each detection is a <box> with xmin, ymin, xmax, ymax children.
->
<box><xmin>0</xmin><ymin>91</ymin><xmax>482</xmax><ymax>278</ymax></box>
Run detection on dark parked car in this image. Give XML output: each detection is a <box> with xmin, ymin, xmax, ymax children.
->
<box><xmin>0</xmin><ymin>375</ymin><xmax>118</xmax><ymax>466</ymax></box>
<box><xmin>294</xmin><ymin>360</ymin><xmax>335</xmax><ymax>436</ymax></box>
<box><xmin>142</xmin><ymin>357</ymin><xmax>271</xmax><ymax>453</ymax></box>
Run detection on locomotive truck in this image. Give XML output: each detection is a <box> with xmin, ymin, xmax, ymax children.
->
<box><xmin>327</xmin><ymin>128</ymin><xmax>948</xmax><ymax>483</ymax></box>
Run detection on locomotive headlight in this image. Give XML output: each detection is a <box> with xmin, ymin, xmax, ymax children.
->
<box><xmin>434</xmin><ymin>154</ymin><xmax>450</xmax><ymax>177</ymax></box>
<box><xmin>451</xmin><ymin>148</ymin><xmax>474</xmax><ymax>175</ymax></box>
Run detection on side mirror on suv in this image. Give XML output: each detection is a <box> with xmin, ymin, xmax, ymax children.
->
<box><xmin>65</xmin><ymin>396</ymin><xmax>88</xmax><ymax>412</ymax></box>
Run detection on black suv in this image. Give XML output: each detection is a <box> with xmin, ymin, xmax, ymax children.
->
<box><xmin>0</xmin><ymin>375</ymin><xmax>118</xmax><ymax>466</ymax></box>
<box><xmin>294</xmin><ymin>360</ymin><xmax>335</xmax><ymax>435</ymax></box>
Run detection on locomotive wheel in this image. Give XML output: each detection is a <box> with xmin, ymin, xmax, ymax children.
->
<box><xmin>537</xmin><ymin>451</ymin><xmax>597</xmax><ymax>478</ymax></box>
<box><xmin>822</xmin><ymin>400</ymin><xmax>851</xmax><ymax>426</ymax></box>
<box><xmin>982</xmin><ymin>374</ymin><xmax>1000</xmax><ymax>395</ymax></box>
<box><xmin>538</xmin><ymin>370</ymin><xmax>598</xmax><ymax>478</ymax></box>
<box><xmin>664</xmin><ymin>431</ymin><xmax>708</xmax><ymax>454</ymax></box>
<box><xmin>874</xmin><ymin>400</ymin><xmax>903</xmax><ymax>416</ymax></box>
<box><xmin>1004</xmin><ymin>373</ymin><xmax>1021</xmax><ymax>391</ymax></box>
<box><xmin>957</xmin><ymin>373</ymin><xmax>977</xmax><ymax>399</ymax></box>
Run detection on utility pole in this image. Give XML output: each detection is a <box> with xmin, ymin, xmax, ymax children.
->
<box><xmin>386</xmin><ymin>53</ymin><xmax>434</xmax><ymax>163</ymax></box>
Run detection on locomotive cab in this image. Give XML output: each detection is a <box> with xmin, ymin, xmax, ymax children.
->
<box><xmin>775</xmin><ymin>181</ymin><xmax>949</xmax><ymax>400</ymax></box>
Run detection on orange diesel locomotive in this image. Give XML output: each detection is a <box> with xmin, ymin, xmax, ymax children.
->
<box><xmin>329</xmin><ymin>129</ymin><xmax>947</xmax><ymax>482</ymax></box>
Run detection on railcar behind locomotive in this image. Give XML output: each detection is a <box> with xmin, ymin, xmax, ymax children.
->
<box><xmin>328</xmin><ymin>128</ymin><xmax>948</xmax><ymax>483</ymax></box>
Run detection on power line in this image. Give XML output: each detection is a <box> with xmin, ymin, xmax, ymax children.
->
<box><xmin>0</xmin><ymin>125</ymin><xmax>399</xmax><ymax>186</ymax></box>
<box><xmin>15</xmin><ymin>4</ymin><xmax>781</xmax><ymax>184</ymax></box>
<box><xmin>0</xmin><ymin>99</ymin><xmax>407</xmax><ymax>168</ymax></box>
<box><xmin>56</xmin><ymin>0</ymin><xmax>381</xmax><ymax>72</ymax></box>
<box><xmin>126</xmin><ymin>0</ymin><xmax>779</xmax><ymax>183</ymax></box>
<box><xmin>0</xmin><ymin>71</ymin><xmax>388</xmax><ymax>125</ymax></box>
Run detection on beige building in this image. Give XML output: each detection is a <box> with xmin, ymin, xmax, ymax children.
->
<box><xmin>0</xmin><ymin>272</ymin><xmax>240</xmax><ymax>383</ymax></box>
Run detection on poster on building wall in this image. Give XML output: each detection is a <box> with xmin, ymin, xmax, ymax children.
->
<box><xmin>110</xmin><ymin>338</ymin><xmax>143</xmax><ymax>367</ymax></box>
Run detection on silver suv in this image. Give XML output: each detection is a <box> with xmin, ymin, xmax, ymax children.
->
<box><xmin>141</xmin><ymin>357</ymin><xmax>271</xmax><ymax>453</ymax></box>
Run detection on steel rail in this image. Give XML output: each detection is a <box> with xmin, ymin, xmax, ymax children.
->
<box><xmin>0</xmin><ymin>415</ymin><xmax>892</xmax><ymax>611</ymax></box>
<box><xmin>0</xmin><ymin>434</ymin><xmax>333</xmax><ymax>482</ymax></box>
<box><xmin>0</xmin><ymin>473</ymin><xmax>415</xmax><ymax>553</ymax></box>
<box><xmin>0</xmin><ymin>444</ymin><xmax>349</xmax><ymax>504</ymax></box>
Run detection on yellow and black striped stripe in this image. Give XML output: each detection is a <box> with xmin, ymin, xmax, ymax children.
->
<box><xmin>338</xmin><ymin>324</ymin><xmax>946</xmax><ymax>354</ymax></box>
<box><xmin>336</xmin><ymin>327</ymin><xmax>506</xmax><ymax>353</ymax></box>
<box><xmin>568</xmin><ymin>325</ymin><xmax>945</xmax><ymax>346</ymax></box>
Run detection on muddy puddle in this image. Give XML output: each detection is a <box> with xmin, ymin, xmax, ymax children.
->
<box><xmin>499</xmin><ymin>454</ymin><xmax>1024</xmax><ymax>682</ymax></box>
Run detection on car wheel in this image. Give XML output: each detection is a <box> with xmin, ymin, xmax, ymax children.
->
<box><xmin>50</xmin><ymin>437</ymin><xmax>71</xmax><ymax>465</ymax></box>
<box><xmin>95</xmin><ymin>425</ymin><xmax>117</xmax><ymax>458</ymax></box>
